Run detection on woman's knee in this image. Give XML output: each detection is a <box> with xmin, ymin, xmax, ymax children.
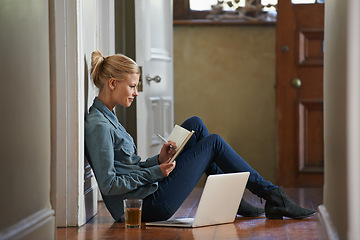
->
<box><xmin>182</xmin><ymin>116</ymin><xmax>204</xmax><ymax>129</ymax></box>
<box><xmin>209</xmin><ymin>133</ymin><xmax>223</xmax><ymax>143</ymax></box>
<box><xmin>187</xmin><ymin>116</ymin><xmax>203</xmax><ymax>125</ymax></box>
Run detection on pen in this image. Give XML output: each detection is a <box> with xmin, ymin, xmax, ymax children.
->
<box><xmin>157</xmin><ymin>134</ymin><xmax>176</xmax><ymax>150</ymax></box>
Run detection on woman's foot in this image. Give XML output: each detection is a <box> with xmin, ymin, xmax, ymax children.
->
<box><xmin>263</xmin><ymin>187</ymin><xmax>316</xmax><ymax>219</ymax></box>
<box><xmin>237</xmin><ymin>199</ymin><xmax>265</xmax><ymax>217</ymax></box>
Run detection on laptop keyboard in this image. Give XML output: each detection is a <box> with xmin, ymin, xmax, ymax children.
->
<box><xmin>166</xmin><ymin>219</ymin><xmax>193</xmax><ymax>225</ymax></box>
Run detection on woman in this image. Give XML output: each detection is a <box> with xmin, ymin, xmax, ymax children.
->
<box><xmin>85</xmin><ymin>50</ymin><xmax>316</xmax><ymax>222</ymax></box>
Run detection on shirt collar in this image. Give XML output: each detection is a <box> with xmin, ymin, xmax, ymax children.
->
<box><xmin>92</xmin><ymin>97</ymin><xmax>119</xmax><ymax>129</ymax></box>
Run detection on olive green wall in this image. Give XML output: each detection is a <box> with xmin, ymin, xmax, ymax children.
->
<box><xmin>173</xmin><ymin>25</ymin><xmax>276</xmax><ymax>184</ymax></box>
<box><xmin>0</xmin><ymin>0</ymin><xmax>55</xmax><ymax>238</ymax></box>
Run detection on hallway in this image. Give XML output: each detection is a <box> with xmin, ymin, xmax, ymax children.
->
<box><xmin>57</xmin><ymin>187</ymin><xmax>322</xmax><ymax>240</ymax></box>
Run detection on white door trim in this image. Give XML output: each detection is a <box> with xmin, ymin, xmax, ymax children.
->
<box><xmin>50</xmin><ymin>0</ymin><xmax>81</xmax><ymax>227</ymax></box>
<box><xmin>51</xmin><ymin>0</ymin><xmax>115</xmax><ymax>227</ymax></box>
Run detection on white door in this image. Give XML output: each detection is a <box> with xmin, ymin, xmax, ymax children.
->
<box><xmin>134</xmin><ymin>0</ymin><xmax>174</xmax><ymax>159</ymax></box>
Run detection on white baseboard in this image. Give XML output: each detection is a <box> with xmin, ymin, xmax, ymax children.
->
<box><xmin>0</xmin><ymin>208</ymin><xmax>55</xmax><ymax>240</ymax></box>
<box><xmin>317</xmin><ymin>205</ymin><xmax>339</xmax><ymax>240</ymax></box>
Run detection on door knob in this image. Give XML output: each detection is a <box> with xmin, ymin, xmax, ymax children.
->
<box><xmin>281</xmin><ymin>45</ymin><xmax>289</xmax><ymax>53</ymax></box>
<box><xmin>291</xmin><ymin>77</ymin><xmax>302</xmax><ymax>88</ymax></box>
<box><xmin>146</xmin><ymin>75</ymin><xmax>161</xmax><ymax>83</ymax></box>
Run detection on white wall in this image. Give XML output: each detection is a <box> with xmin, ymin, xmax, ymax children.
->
<box><xmin>323</xmin><ymin>0</ymin><xmax>360</xmax><ymax>239</ymax></box>
<box><xmin>0</xmin><ymin>0</ymin><xmax>55</xmax><ymax>239</ymax></box>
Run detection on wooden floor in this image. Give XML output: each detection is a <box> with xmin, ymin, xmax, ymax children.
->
<box><xmin>57</xmin><ymin>187</ymin><xmax>323</xmax><ymax>240</ymax></box>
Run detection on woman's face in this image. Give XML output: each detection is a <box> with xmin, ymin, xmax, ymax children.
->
<box><xmin>113</xmin><ymin>73</ymin><xmax>139</xmax><ymax>107</ymax></box>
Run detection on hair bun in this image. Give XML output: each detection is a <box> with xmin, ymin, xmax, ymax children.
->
<box><xmin>91</xmin><ymin>50</ymin><xmax>105</xmax><ymax>82</ymax></box>
<box><xmin>91</xmin><ymin>50</ymin><xmax>104</xmax><ymax>68</ymax></box>
<box><xmin>90</xmin><ymin>50</ymin><xmax>140</xmax><ymax>90</ymax></box>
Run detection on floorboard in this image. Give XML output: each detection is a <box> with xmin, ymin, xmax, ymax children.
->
<box><xmin>57</xmin><ymin>187</ymin><xmax>323</xmax><ymax>240</ymax></box>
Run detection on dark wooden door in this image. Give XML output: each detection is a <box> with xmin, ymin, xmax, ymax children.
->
<box><xmin>276</xmin><ymin>0</ymin><xmax>324</xmax><ymax>187</ymax></box>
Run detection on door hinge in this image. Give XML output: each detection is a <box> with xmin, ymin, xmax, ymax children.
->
<box><xmin>138</xmin><ymin>66</ymin><xmax>143</xmax><ymax>92</ymax></box>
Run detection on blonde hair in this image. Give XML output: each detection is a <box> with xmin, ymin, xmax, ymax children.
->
<box><xmin>90</xmin><ymin>50</ymin><xmax>140</xmax><ymax>90</ymax></box>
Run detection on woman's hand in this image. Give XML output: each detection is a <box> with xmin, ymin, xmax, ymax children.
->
<box><xmin>159</xmin><ymin>159</ymin><xmax>176</xmax><ymax>177</ymax></box>
<box><xmin>158</xmin><ymin>141</ymin><xmax>177</xmax><ymax>164</ymax></box>
<box><xmin>158</xmin><ymin>141</ymin><xmax>177</xmax><ymax>177</ymax></box>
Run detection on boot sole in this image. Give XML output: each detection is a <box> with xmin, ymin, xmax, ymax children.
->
<box><xmin>266</xmin><ymin>211</ymin><xmax>317</xmax><ymax>219</ymax></box>
<box><xmin>238</xmin><ymin>212</ymin><xmax>265</xmax><ymax>217</ymax></box>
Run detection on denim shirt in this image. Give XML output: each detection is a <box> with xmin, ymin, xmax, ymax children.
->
<box><xmin>85</xmin><ymin>97</ymin><xmax>164</xmax><ymax>221</ymax></box>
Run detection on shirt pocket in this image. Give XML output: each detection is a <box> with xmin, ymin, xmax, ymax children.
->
<box><xmin>119</xmin><ymin>140</ymin><xmax>135</xmax><ymax>156</ymax></box>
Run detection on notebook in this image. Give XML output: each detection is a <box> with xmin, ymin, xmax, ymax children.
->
<box><xmin>146</xmin><ymin>172</ymin><xmax>250</xmax><ymax>228</ymax></box>
<box><xmin>167</xmin><ymin>125</ymin><xmax>195</xmax><ymax>163</ymax></box>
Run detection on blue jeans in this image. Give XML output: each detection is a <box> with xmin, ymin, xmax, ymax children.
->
<box><xmin>142</xmin><ymin>116</ymin><xmax>276</xmax><ymax>221</ymax></box>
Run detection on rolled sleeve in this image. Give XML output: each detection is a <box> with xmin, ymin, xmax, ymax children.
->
<box><xmin>139</xmin><ymin>155</ymin><xmax>159</xmax><ymax>168</ymax></box>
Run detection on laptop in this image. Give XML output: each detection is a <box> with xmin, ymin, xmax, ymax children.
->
<box><xmin>146</xmin><ymin>172</ymin><xmax>250</xmax><ymax>228</ymax></box>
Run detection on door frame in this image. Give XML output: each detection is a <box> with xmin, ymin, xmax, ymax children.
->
<box><xmin>50</xmin><ymin>0</ymin><xmax>115</xmax><ymax>227</ymax></box>
<box><xmin>50</xmin><ymin>0</ymin><xmax>79</xmax><ymax>227</ymax></box>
